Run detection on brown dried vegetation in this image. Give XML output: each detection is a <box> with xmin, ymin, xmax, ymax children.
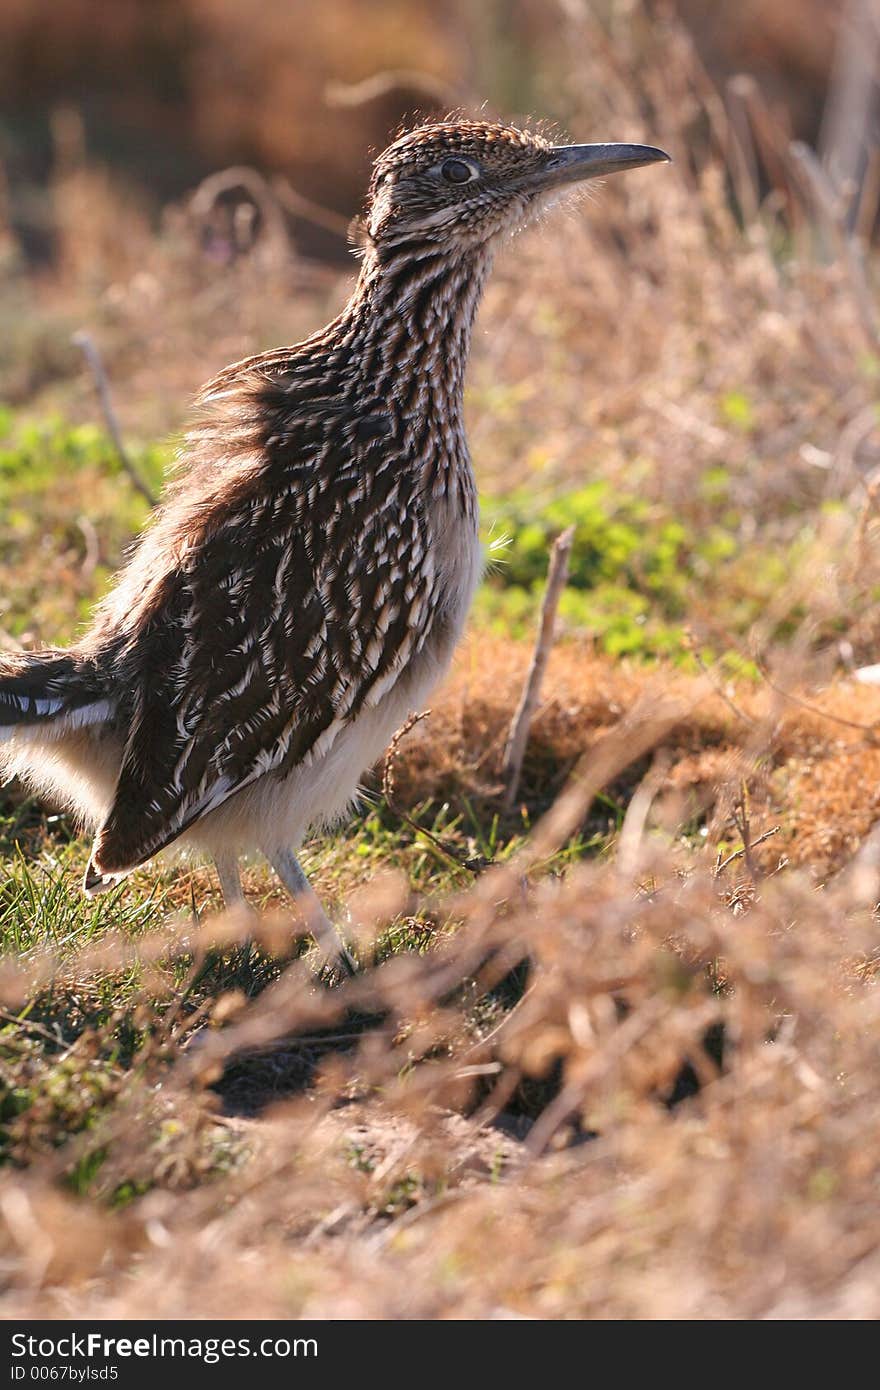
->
<box><xmin>2</xmin><ymin>0</ymin><xmax>880</xmax><ymax>1321</ymax></box>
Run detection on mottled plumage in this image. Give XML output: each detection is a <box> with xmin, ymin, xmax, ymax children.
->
<box><xmin>0</xmin><ymin>120</ymin><xmax>667</xmax><ymax>965</ymax></box>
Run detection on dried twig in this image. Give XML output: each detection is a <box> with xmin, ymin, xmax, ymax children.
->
<box><xmin>502</xmin><ymin>525</ymin><xmax>575</xmax><ymax>809</ymax></box>
<box><xmin>76</xmin><ymin>514</ymin><xmax>100</xmax><ymax>579</ymax></box>
<box><xmin>0</xmin><ymin>1008</ymin><xmax>69</xmax><ymax>1051</ymax></box>
<box><xmin>323</xmin><ymin>69</ymin><xmax>457</xmax><ymax>110</ymax></box>
<box><xmin>713</xmin><ymin>784</ymin><xmax>781</xmax><ymax>882</ymax></box>
<box><xmin>855</xmin><ymin>146</ymin><xmax>880</xmax><ymax>243</ymax></box>
<box><xmin>787</xmin><ymin>141</ymin><xmax>880</xmax><ymax>350</ymax></box>
<box><xmin>819</xmin><ymin>0</ymin><xmax>880</xmax><ymax>208</ymax></box>
<box><xmin>616</xmin><ymin>751</ymin><xmax>671</xmax><ymax>878</ymax></box>
<box><xmin>733</xmin><ymin>786</ymin><xmax>758</xmax><ymax>880</ymax></box>
<box><xmin>684</xmin><ymin>632</ymin><xmax>758</xmax><ymax>728</ymax></box>
<box><xmin>382</xmin><ymin>711</ymin><xmax>489</xmax><ymax>874</ymax></box>
<box><xmin>726</xmin><ymin>75</ymin><xmax>761</xmax><ymax>224</ymax></box>
<box><xmin>271</xmin><ymin>176</ymin><xmax>357</xmax><ymax>240</ymax></box>
<box><xmin>756</xmin><ymin>658</ymin><xmax>880</xmax><ymax>739</ymax></box>
<box><xmin>381</xmin><ymin>709</ymin><xmax>432</xmax><ymax>809</ymax></box>
<box><xmin>852</xmin><ymin>475</ymin><xmax>880</xmax><ymax>575</ymax></box>
<box><xmin>525</xmin><ymin>996</ymin><xmax>670</xmax><ymax>1156</ymax></box>
<box><xmin>714</xmin><ymin>825</ymin><xmax>781</xmax><ymax>878</ymax></box>
<box><xmin>72</xmin><ymin>331</ymin><xmax>157</xmax><ymax>508</ymax></box>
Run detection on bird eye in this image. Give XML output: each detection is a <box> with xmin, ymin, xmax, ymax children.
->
<box><xmin>440</xmin><ymin>157</ymin><xmax>478</xmax><ymax>185</ymax></box>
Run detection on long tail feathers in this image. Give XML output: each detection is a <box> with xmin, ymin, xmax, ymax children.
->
<box><xmin>0</xmin><ymin>650</ymin><xmax>109</xmax><ymax>735</ymax></box>
<box><xmin>1</xmin><ymin>650</ymin><xmax>121</xmax><ymax>898</ymax></box>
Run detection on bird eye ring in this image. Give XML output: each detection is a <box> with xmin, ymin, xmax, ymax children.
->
<box><xmin>440</xmin><ymin>157</ymin><xmax>479</xmax><ymax>185</ymax></box>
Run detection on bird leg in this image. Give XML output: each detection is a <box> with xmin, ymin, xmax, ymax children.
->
<box><xmin>214</xmin><ymin>853</ymin><xmax>245</xmax><ymax>906</ymax></box>
<box><xmin>268</xmin><ymin>847</ymin><xmax>357</xmax><ymax>977</ymax></box>
<box><xmin>212</xmin><ymin>853</ymin><xmax>259</xmax><ymax>972</ymax></box>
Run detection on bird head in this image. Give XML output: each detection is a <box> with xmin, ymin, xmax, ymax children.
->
<box><xmin>360</xmin><ymin>119</ymin><xmax>669</xmax><ymax>258</ymax></box>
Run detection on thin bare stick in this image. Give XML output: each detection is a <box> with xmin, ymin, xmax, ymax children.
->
<box><xmin>856</xmin><ymin>145</ymin><xmax>880</xmax><ymax>242</ymax></box>
<box><xmin>502</xmin><ymin>525</ymin><xmax>575</xmax><ymax>810</ymax></box>
<box><xmin>271</xmin><ymin>176</ymin><xmax>357</xmax><ymax>240</ymax></box>
<box><xmin>714</xmin><ymin>825</ymin><xmax>781</xmax><ymax>878</ymax></box>
<box><xmin>787</xmin><ymin>141</ymin><xmax>880</xmax><ymax>351</ymax></box>
<box><xmin>0</xmin><ymin>1008</ymin><xmax>67</xmax><ymax>1048</ymax></box>
<box><xmin>726</xmin><ymin>75</ymin><xmax>761</xmax><ymax>225</ymax></box>
<box><xmin>616</xmin><ymin>751</ymin><xmax>671</xmax><ymax>879</ymax></box>
<box><xmin>684</xmin><ymin>633</ymin><xmax>758</xmax><ymax>728</ymax></box>
<box><xmin>72</xmin><ymin>331</ymin><xmax>157</xmax><ymax>508</ymax></box>
<box><xmin>382</xmin><ymin>708</ymin><xmax>433</xmax><ymax>808</ymax></box>
<box><xmin>819</xmin><ymin>0</ymin><xmax>880</xmax><ymax>205</ymax></box>
<box><xmin>382</xmin><ymin>710</ymin><xmax>488</xmax><ymax>873</ymax></box>
<box><xmin>323</xmin><ymin>69</ymin><xmax>457</xmax><ymax>111</ymax></box>
<box><xmin>756</xmin><ymin>657</ymin><xmax>880</xmax><ymax>740</ymax></box>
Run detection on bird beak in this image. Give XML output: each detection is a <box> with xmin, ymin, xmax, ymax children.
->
<box><xmin>539</xmin><ymin>143</ymin><xmax>670</xmax><ymax>187</ymax></box>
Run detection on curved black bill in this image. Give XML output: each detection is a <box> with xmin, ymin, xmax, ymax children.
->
<box><xmin>540</xmin><ymin>142</ymin><xmax>670</xmax><ymax>186</ymax></box>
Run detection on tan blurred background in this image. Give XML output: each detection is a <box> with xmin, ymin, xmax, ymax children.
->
<box><xmin>0</xmin><ymin>0</ymin><xmax>850</xmax><ymax>264</ymax></box>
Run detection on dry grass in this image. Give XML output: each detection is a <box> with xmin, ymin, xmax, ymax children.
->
<box><xmin>2</xmin><ymin>0</ymin><xmax>880</xmax><ymax>1322</ymax></box>
<box><xmin>2</xmin><ymin>642</ymin><xmax>880</xmax><ymax>1318</ymax></box>
<box><xmin>397</xmin><ymin>635</ymin><xmax>880</xmax><ymax>880</ymax></box>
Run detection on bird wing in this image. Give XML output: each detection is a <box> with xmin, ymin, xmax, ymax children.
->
<box><xmin>90</xmin><ymin>419</ymin><xmax>437</xmax><ymax>878</ymax></box>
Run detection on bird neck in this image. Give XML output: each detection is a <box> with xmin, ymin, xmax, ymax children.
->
<box><xmin>340</xmin><ymin>240</ymin><xmax>495</xmax><ymax>416</ymax></box>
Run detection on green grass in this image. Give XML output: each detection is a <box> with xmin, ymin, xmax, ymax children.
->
<box><xmin>0</xmin><ymin>411</ymin><xmax>169</xmax><ymax>643</ymax></box>
<box><xmin>477</xmin><ymin>479</ymin><xmax>841</xmax><ymax>664</ymax></box>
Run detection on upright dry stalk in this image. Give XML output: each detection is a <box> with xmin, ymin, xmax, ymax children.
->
<box><xmin>819</xmin><ymin>0</ymin><xmax>880</xmax><ymax>206</ymax></box>
<box><xmin>788</xmin><ymin>142</ymin><xmax>880</xmax><ymax>350</ymax></box>
<box><xmin>72</xmin><ymin>331</ymin><xmax>157</xmax><ymax>508</ymax></box>
<box><xmin>501</xmin><ymin>525</ymin><xmax>575</xmax><ymax>809</ymax></box>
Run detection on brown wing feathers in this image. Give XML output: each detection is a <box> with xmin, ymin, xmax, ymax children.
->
<box><xmin>88</xmin><ymin>373</ymin><xmax>436</xmax><ymax>879</ymax></box>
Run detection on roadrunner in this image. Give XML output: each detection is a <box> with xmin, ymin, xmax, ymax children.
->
<box><xmin>0</xmin><ymin>121</ymin><xmax>667</xmax><ymax>969</ymax></box>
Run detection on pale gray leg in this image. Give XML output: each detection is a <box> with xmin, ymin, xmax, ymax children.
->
<box><xmin>269</xmin><ymin>848</ymin><xmax>356</xmax><ymax>976</ymax></box>
<box><xmin>214</xmin><ymin>853</ymin><xmax>244</xmax><ymax>906</ymax></box>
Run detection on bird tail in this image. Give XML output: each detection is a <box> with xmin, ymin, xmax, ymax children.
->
<box><xmin>1</xmin><ymin>651</ymin><xmax>119</xmax><ymax>897</ymax></box>
<box><xmin>0</xmin><ymin>649</ymin><xmax>109</xmax><ymax>735</ymax></box>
